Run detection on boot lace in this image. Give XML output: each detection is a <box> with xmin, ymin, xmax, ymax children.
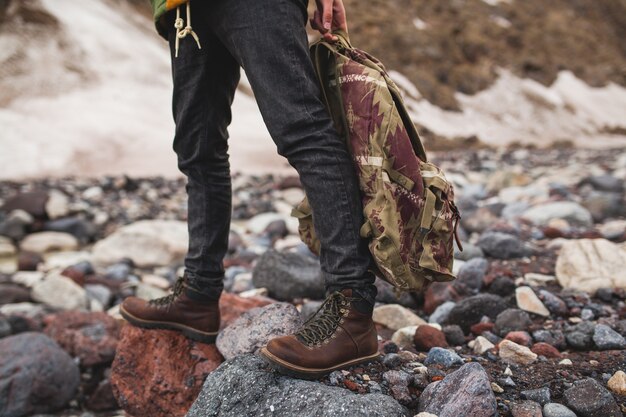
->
<box><xmin>297</xmin><ymin>292</ymin><xmax>353</xmax><ymax>347</ymax></box>
<box><xmin>148</xmin><ymin>277</ymin><xmax>184</xmax><ymax>308</ymax></box>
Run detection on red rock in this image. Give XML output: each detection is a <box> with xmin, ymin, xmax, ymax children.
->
<box><xmin>85</xmin><ymin>379</ymin><xmax>119</xmax><ymax>411</ymax></box>
<box><xmin>423</xmin><ymin>282</ymin><xmax>460</xmax><ymax>314</ymax></box>
<box><xmin>2</xmin><ymin>191</ymin><xmax>49</xmax><ymax>218</ymax></box>
<box><xmin>44</xmin><ymin>311</ymin><xmax>120</xmax><ymax>367</ymax></box>
<box><xmin>504</xmin><ymin>331</ymin><xmax>532</xmax><ymax>347</ymax></box>
<box><xmin>61</xmin><ymin>266</ymin><xmax>86</xmax><ymax>286</ymax></box>
<box><xmin>531</xmin><ymin>342</ymin><xmax>562</xmax><ymax>358</ymax></box>
<box><xmin>414</xmin><ymin>325</ymin><xmax>449</xmax><ymax>351</ymax></box>
<box><xmin>542</xmin><ymin>226</ymin><xmax>566</xmax><ymax>239</ymax></box>
<box><xmin>111</xmin><ymin>325</ymin><xmax>224</xmax><ymax>417</ymax></box>
<box><xmin>343</xmin><ymin>379</ymin><xmax>359</xmax><ymax>392</ymax></box>
<box><xmin>0</xmin><ymin>283</ymin><xmax>32</xmax><ymax>304</ymax></box>
<box><xmin>17</xmin><ymin>251</ymin><xmax>44</xmax><ymax>271</ymax></box>
<box><xmin>470</xmin><ymin>322</ymin><xmax>495</xmax><ymax>335</ymax></box>
<box><xmin>219</xmin><ymin>292</ymin><xmax>273</xmax><ymax>328</ymax></box>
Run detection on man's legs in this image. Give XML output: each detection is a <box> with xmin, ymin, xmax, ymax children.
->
<box><xmin>209</xmin><ymin>0</ymin><xmax>376</xmax><ymax>302</ymax></box>
<box><xmin>208</xmin><ymin>0</ymin><xmax>379</xmax><ymax>376</ymax></box>
<box><xmin>119</xmin><ymin>5</ymin><xmax>239</xmax><ymax>343</ymax></box>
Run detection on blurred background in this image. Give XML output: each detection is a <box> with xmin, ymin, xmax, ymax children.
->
<box><xmin>1</xmin><ymin>0</ymin><xmax>625</xmax><ymax>179</ymax></box>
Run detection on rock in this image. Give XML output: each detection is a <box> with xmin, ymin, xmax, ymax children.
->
<box><xmin>524</xmin><ymin>273</ymin><xmax>556</xmax><ymax>286</ymax></box>
<box><xmin>0</xmin><ymin>236</ymin><xmax>16</xmax><ymax>257</ymax></box>
<box><xmin>374</xmin><ymin>278</ymin><xmax>419</xmax><ymax>309</ymax></box>
<box><xmin>85</xmin><ymin>378</ymin><xmax>118</xmax><ymax>411</ymax></box>
<box><xmin>414</xmin><ymin>325</ymin><xmax>448</xmax><ymax>351</ymax></box>
<box><xmin>504</xmin><ymin>331</ymin><xmax>532</xmax><ymax>347</ymax></box>
<box><xmin>471</xmin><ymin>335</ymin><xmax>495</xmax><ymax>355</ymax></box>
<box><xmin>598</xmin><ymin>220</ymin><xmax>626</xmax><ymax>240</ymax></box>
<box><xmin>246</xmin><ymin>212</ymin><xmax>289</xmax><ymax>234</ymax></box>
<box><xmin>2</xmin><ymin>191</ymin><xmax>48</xmax><ymax>218</ymax></box>
<box><xmin>0</xmin><ymin>332</ymin><xmax>80</xmax><ymax>416</ymax></box>
<box><xmin>110</xmin><ymin>325</ymin><xmax>224</xmax><ymax>417</ymax></box>
<box><xmin>31</xmin><ymin>272</ymin><xmax>89</xmax><ymax>310</ymax></box>
<box><xmin>477</xmin><ymin>231</ymin><xmax>529</xmax><ymax>259</ymax></box>
<box><xmin>543</xmin><ymin>403</ymin><xmax>577</xmax><ymax>417</ymax></box>
<box><xmin>582</xmin><ymin>191</ymin><xmax>623</xmax><ymax>222</ymax></box>
<box><xmin>382</xmin><ymin>353</ymin><xmax>403</xmax><ymax>368</ymax></box>
<box><xmin>563</xmin><ymin>377</ymin><xmax>622</xmax><ymax>417</ymax></box>
<box><xmin>454</xmin><ymin>242</ymin><xmax>484</xmax><ymax>261</ymax></box>
<box><xmin>592</xmin><ymin>324</ymin><xmax>626</xmax><ymax>350</ymax></box>
<box><xmin>424</xmin><ymin>347</ymin><xmax>464</xmax><ymax>368</ymax></box>
<box><xmin>20</xmin><ymin>231</ymin><xmax>79</xmax><ymax>253</ymax></box>
<box><xmin>530</xmin><ymin>342</ymin><xmax>562</xmax><ymax>358</ymax></box>
<box><xmin>16</xmin><ymin>251</ymin><xmax>44</xmax><ymax>271</ymax></box>
<box><xmin>520</xmin><ymin>387</ymin><xmax>551</xmax><ymax>405</ymax></box>
<box><xmin>538</xmin><ymin>290</ymin><xmax>568</xmax><ymax>316</ymax></box>
<box><xmin>424</xmin><ymin>282</ymin><xmax>461</xmax><ymax>314</ymax></box>
<box><xmin>373</xmin><ymin>304</ymin><xmax>426</xmax><ymax>330</ymax></box>
<box><xmin>581</xmin><ymin>174</ymin><xmax>624</xmax><ymax>192</ymax></box>
<box><xmin>445</xmin><ymin>294</ymin><xmax>508</xmax><ymax>333</ymax></box>
<box><xmin>453</xmin><ymin>257</ymin><xmax>488</xmax><ymax>294</ymax></box>
<box><xmin>391</xmin><ymin>325</ymin><xmax>419</xmax><ymax>349</ymax></box>
<box><xmin>429</xmin><ymin>301</ymin><xmax>456</xmax><ymax>324</ymax></box>
<box><xmin>498</xmin><ymin>340</ymin><xmax>537</xmax><ymax>365</ymax></box>
<box><xmin>515</xmin><ymin>286</ymin><xmax>550</xmax><ymax>317</ymax></box>
<box><xmin>383</xmin><ymin>370</ymin><xmax>413</xmax><ymax>404</ymax></box>
<box><xmin>0</xmin><ymin>210</ymin><xmax>33</xmax><ymax>241</ymax></box>
<box><xmin>443</xmin><ymin>325</ymin><xmax>466</xmax><ymax>346</ymax></box>
<box><xmin>487</xmin><ymin>276</ymin><xmax>516</xmax><ymax>297</ymax></box>
<box><xmin>511</xmin><ymin>400</ymin><xmax>542</xmax><ymax>417</ymax></box>
<box><xmin>85</xmin><ymin>284</ymin><xmax>113</xmax><ymax>308</ymax></box>
<box><xmin>607</xmin><ymin>370</ymin><xmax>626</xmax><ymax>395</ymax></box>
<box><xmin>186</xmin><ymin>354</ymin><xmax>407</xmax><ymax>417</ymax></box>
<box><xmin>522</xmin><ymin>201</ymin><xmax>593</xmax><ymax>227</ymax></box>
<box><xmin>555</xmin><ymin>239</ymin><xmax>626</xmax><ymax>293</ymax></box>
<box><xmin>44</xmin><ymin>311</ymin><xmax>120</xmax><ymax>367</ymax></box>
<box><xmin>252</xmin><ymin>250</ymin><xmax>325</xmax><ymax>301</ymax></box>
<box><xmin>494</xmin><ymin>308</ymin><xmax>532</xmax><ymax>336</ymax></box>
<box><xmin>44</xmin><ymin>190</ymin><xmax>70</xmax><ymax>219</ymax></box>
<box><xmin>0</xmin><ymin>283</ymin><xmax>31</xmax><ymax>305</ymax></box>
<box><xmin>216</xmin><ymin>302</ymin><xmax>302</xmax><ymax>360</ymax></box>
<box><xmin>92</xmin><ymin>220</ymin><xmax>188</xmax><ymax>267</ymax></box>
<box><xmin>44</xmin><ymin>217</ymin><xmax>95</xmax><ymax>243</ymax></box>
<box><xmin>418</xmin><ymin>362</ymin><xmax>496</xmax><ymax>417</ymax></box>
<box><xmin>415</xmin><ymin>413</ymin><xmax>438</xmax><ymax>417</ymax></box>
<box><xmin>219</xmin><ymin>292</ymin><xmax>273</xmax><ymax>326</ymax></box>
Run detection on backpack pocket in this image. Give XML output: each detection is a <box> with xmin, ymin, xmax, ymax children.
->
<box><xmin>416</xmin><ymin>162</ymin><xmax>457</xmax><ymax>280</ymax></box>
<box><xmin>291</xmin><ymin>197</ymin><xmax>321</xmax><ymax>256</ymax></box>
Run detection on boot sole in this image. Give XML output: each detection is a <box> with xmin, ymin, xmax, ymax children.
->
<box><xmin>119</xmin><ymin>305</ymin><xmax>218</xmax><ymax>344</ymax></box>
<box><xmin>259</xmin><ymin>347</ymin><xmax>381</xmax><ymax>380</ymax></box>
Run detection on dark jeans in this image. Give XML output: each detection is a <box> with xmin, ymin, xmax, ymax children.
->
<box><xmin>167</xmin><ymin>0</ymin><xmax>376</xmax><ymax>303</ymax></box>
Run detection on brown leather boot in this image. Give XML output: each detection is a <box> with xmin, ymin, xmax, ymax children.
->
<box><xmin>260</xmin><ymin>289</ymin><xmax>380</xmax><ymax>379</ymax></box>
<box><xmin>120</xmin><ymin>277</ymin><xmax>220</xmax><ymax>344</ymax></box>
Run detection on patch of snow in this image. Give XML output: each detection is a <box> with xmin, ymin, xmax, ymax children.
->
<box><xmin>0</xmin><ymin>0</ymin><xmax>290</xmax><ymax>180</ymax></box>
<box><xmin>482</xmin><ymin>0</ymin><xmax>513</xmax><ymax>6</ymax></box>
<box><xmin>412</xmin><ymin>17</ymin><xmax>428</xmax><ymax>30</ymax></box>
<box><xmin>405</xmin><ymin>69</ymin><xmax>626</xmax><ymax>148</ymax></box>
<box><xmin>490</xmin><ymin>15</ymin><xmax>512</xmax><ymax>28</ymax></box>
<box><xmin>389</xmin><ymin>70</ymin><xmax>421</xmax><ymax>99</ymax></box>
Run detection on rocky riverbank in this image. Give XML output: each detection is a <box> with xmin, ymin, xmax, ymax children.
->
<box><xmin>0</xmin><ymin>147</ymin><xmax>625</xmax><ymax>417</ymax></box>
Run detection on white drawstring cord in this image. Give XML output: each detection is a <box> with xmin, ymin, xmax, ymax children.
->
<box><xmin>174</xmin><ymin>2</ymin><xmax>202</xmax><ymax>58</ymax></box>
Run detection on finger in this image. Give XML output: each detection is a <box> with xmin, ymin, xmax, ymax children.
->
<box><xmin>311</xmin><ymin>10</ymin><xmax>324</xmax><ymax>31</ymax></box>
<box><xmin>322</xmin><ymin>0</ymin><xmax>333</xmax><ymax>31</ymax></box>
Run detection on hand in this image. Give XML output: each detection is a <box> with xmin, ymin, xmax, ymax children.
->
<box><xmin>310</xmin><ymin>0</ymin><xmax>348</xmax><ymax>42</ymax></box>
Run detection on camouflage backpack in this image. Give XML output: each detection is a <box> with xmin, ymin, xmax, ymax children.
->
<box><xmin>292</xmin><ymin>31</ymin><xmax>463</xmax><ymax>292</ymax></box>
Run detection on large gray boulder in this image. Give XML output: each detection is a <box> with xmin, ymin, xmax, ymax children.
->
<box><xmin>186</xmin><ymin>354</ymin><xmax>408</xmax><ymax>417</ymax></box>
<box><xmin>0</xmin><ymin>332</ymin><xmax>80</xmax><ymax>417</ymax></box>
<box><xmin>418</xmin><ymin>362</ymin><xmax>497</xmax><ymax>417</ymax></box>
<box><xmin>252</xmin><ymin>250</ymin><xmax>325</xmax><ymax>301</ymax></box>
<box><xmin>216</xmin><ymin>303</ymin><xmax>303</xmax><ymax>360</ymax></box>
